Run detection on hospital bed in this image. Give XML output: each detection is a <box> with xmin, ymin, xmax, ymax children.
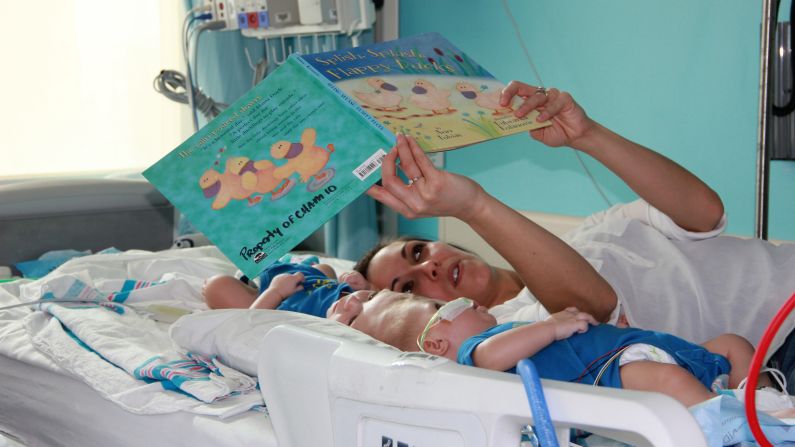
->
<box><xmin>0</xmin><ymin>178</ymin><xmax>711</xmax><ymax>446</ymax></box>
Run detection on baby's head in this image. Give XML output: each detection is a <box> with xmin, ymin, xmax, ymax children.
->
<box><xmin>327</xmin><ymin>290</ymin><xmax>496</xmax><ymax>354</ymax></box>
<box><xmin>414</xmin><ymin>298</ymin><xmax>496</xmax><ymax>360</ymax></box>
<box><xmin>326</xmin><ymin>290</ymin><xmax>435</xmax><ymax>350</ymax></box>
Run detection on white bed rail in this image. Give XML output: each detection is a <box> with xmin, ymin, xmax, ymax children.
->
<box><xmin>258</xmin><ymin>324</ymin><xmax>707</xmax><ymax>447</ymax></box>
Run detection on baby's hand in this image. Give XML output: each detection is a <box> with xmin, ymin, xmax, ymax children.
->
<box><xmin>270</xmin><ymin>272</ymin><xmax>304</xmax><ymax>297</ymax></box>
<box><xmin>338</xmin><ymin>271</ymin><xmax>371</xmax><ymax>291</ymax></box>
<box><xmin>546</xmin><ymin>307</ymin><xmax>598</xmax><ymax>340</ymax></box>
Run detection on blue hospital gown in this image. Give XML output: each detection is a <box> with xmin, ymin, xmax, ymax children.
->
<box><xmin>256</xmin><ymin>262</ymin><xmax>353</xmax><ymax>318</ymax></box>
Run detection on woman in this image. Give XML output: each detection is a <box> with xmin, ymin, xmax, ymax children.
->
<box><xmin>358</xmin><ymin>81</ymin><xmax>795</xmax><ymax>389</ymax></box>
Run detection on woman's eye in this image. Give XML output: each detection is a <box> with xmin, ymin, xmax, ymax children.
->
<box><xmin>411</xmin><ymin>243</ymin><xmax>424</xmax><ymax>262</ymax></box>
<box><xmin>400</xmin><ymin>281</ymin><xmax>414</xmax><ymax>293</ymax></box>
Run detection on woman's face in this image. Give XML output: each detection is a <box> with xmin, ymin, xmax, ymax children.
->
<box><xmin>365</xmin><ymin>240</ymin><xmax>496</xmax><ymax>305</ymax></box>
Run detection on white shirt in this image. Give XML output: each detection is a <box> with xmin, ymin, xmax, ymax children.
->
<box><xmin>489</xmin><ymin>200</ymin><xmax>795</xmax><ymax>355</ymax></box>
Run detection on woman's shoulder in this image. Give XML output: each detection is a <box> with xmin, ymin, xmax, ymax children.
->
<box><xmin>568</xmin><ymin>199</ymin><xmax>727</xmax><ymax>242</ymax></box>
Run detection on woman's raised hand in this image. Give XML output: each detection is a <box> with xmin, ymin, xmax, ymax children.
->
<box><xmin>499</xmin><ymin>81</ymin><xmax>595</xmax><ymax>149</ymax></box>
<box><xmin>366</xmin><ymin>134</ymin><xmax>486</xmax><ymax>221</ymax></box>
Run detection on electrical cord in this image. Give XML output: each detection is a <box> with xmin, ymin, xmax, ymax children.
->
<box><xmin>180</xmin><ymin>8</ymin><xmax>211</xmax><ymax>131</ymax></box>
<box><xmin>153</xmin><ymin>69</ymin><xmax>227</xmax><ymax>120</ymax></box>
<box><xmin>500</xmin><ymin>0</ymin><xmax>613</xmax><ymax>208</ymax></box>
<box><xmin>744</xmin><ymin>291</ymin><xmax>795</xmax><ymax>447</ymax></box>
<box><xmin>153</xmin><ymin>8</ymin><xmax>228</xmax><ymax>130</ymax></box>
<box><xmin>174</xmin><ymin>7</ymin><xmax>227</xmax><ymax>131</ymax></box>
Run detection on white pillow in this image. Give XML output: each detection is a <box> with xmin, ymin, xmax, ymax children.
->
<box><xmin>170</xmin><ymin>309</ymin><xmax>397</xmax><ymax>376</ymax></box>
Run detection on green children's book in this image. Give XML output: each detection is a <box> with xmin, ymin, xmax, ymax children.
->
<box><xmin>143</xmin><ymin>32</ymin><xmax>549</xmax><ymax>278</ymax></box>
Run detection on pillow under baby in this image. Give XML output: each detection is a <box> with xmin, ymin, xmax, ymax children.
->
<box><xmin>169</xmin><ymin>308</ymin><xmax>398</xmax><ymax>376</ymax></box>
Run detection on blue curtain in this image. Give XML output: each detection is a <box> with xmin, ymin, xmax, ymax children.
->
<box><xmin>184</xmin><ymin>2</ymin><xmax>380</xmax><ymax>261</ymax></box>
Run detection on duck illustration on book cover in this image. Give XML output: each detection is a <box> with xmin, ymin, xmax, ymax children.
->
<box><xmin>300</xmin><ymin>32</ymin><xmax>550</xmax><ymax>152</ymax></box>
<box><xmin>144</xmin><ymin>56</ymin><xmax>392</xmax><ymax>277</ymax></box>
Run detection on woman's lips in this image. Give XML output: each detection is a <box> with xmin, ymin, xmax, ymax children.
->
<box><xmin>449</xmin><ymin>262</ymin><xmax>460</xmax><ymax>287</ymax></box>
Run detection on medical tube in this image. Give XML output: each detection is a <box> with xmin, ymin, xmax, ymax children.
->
<box><xmin>517</xmin><ymin>359</ymin><xmax>560</xmax><ymax>447</ymax></box>
<box><xmin>745</xmin><ymin>291</ymin><xmax>795</xmax><ymax>447</ymax></box>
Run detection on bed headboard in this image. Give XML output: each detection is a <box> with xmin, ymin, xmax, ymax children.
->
<box><xmin>0</xmin><ymin>178</ymin><xmax>175</xmax><ymax>274</ymax></box>
<box><xmin>438</xmin><ymin>211</ymin><xmax>585</xmax><ymax>268</ymax></box>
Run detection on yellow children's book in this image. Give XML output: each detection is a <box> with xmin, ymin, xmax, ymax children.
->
<box><xmin>143</xmin><ymin>33</ymin><xmax>549</xmax><ymax>278</ymax></box>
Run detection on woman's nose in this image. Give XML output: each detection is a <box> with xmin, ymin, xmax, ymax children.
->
<box><xmin>419</xmin><ymin>260</ymin><xmax>439</xmax><ymax>279</ymax></box>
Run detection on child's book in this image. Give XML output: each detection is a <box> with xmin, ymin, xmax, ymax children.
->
<box><xmin>143</xmin><ymin>33</ymin><xmax>549</xmax><ymax>278</ymax></box>
<box><xmin>301</xmin><ymin>32</ymin><xmax>548</xmax><ymax>152</ymax></box>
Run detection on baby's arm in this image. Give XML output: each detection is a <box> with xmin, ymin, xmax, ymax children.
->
<box><xmin>310</xmin><ymin>264</ymin><xmax>371</xmax><ymax>290</ymax></box>
<box><xmin>473</xmin><ymin>307</ymin><xmax>597</xmax><ymax>371</ymax></box>
<box><xmin>249</xmin><ymin>272</ymin><xmax>305</xmax><ymax>310</ymax></box>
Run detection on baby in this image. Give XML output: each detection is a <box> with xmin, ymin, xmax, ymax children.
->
<box><xmin>203</xmin><ymin>256</ymin><xmax>376</xmax><ymax>324</ymax></box>
<box><xmin>386</xmin><ymin>296</ymin><xmax>795</xmax><ymax>414</ymax></box>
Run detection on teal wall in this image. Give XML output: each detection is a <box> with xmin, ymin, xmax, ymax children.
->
<box><xmin>398</xmin><ymin>0</ymin><xmax>795</xmax><ymax>241</ymax></box>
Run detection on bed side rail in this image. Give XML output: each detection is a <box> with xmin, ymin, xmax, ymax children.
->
<box><xmin>258</xmin><ymin>324</ymin><xmax>707</xmax><ymax>447</ymax></box>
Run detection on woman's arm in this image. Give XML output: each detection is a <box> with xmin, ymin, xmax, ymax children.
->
<box><xmin>472</xmin><ymin>308</ymin><xmax>597</xmax><ymax>371</ymax></box>
<box><xmin>368</xmin><ymin>135</ymin><xmax>618</xmax><ymax>321</ymax></box>
<box><xmin>501</xmin><ymin>81</ymin><xmax>724</xmax><ymax>232</ymax></box>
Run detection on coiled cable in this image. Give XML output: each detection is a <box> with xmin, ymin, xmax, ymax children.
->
<box><xmin>153</xmin><ymin>69</ymin><xmax>227</xmax><ymax>121</ymax></box>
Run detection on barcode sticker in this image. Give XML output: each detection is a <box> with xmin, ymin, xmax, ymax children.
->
<box><xmin>353</xmin><ymin>148</ymin><xmax>387</xmax><ymax>180</ymax></box>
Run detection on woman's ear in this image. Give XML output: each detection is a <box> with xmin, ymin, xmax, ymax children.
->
<box><xmin>422</xmin><ymin>336</ymin><xmax>450</xmax><ymax>357</ymax></box>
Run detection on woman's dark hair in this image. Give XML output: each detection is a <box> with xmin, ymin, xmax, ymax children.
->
<box><xmin>353</xmin><ymin>235</ymin><xmax>430</xmax><ymax>280</ymax></box>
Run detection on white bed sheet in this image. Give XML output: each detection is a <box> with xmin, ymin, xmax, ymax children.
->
<box><xmin>0</xmin><ymin>247</ymin><xmax>309</xmax><ymax>447</ymax></box>
<box><xmin>0</xmin><ymin>352</ymin><xmax>275</xmax><ymax>447</ymax></box>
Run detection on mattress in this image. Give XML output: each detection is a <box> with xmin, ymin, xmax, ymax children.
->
<box><xmin>0</xmin><ymin>353</ymin><xmax>276</xmax><ymax>447</ymax></box>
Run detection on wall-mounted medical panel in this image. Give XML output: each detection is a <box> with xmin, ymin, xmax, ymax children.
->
<box><xmin>205</xmin><ymin>0</ymin><xmax>374</xmax><ymax>37</ymax></box>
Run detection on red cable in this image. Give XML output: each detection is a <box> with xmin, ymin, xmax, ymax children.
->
<box><xmin>745</xmin><ymin>291</ymin><xmax>795</xmax><ymax>447</ymax></box>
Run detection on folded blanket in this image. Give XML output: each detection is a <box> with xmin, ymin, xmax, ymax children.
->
<box><xmin>17</xmin><ymin>270</ymin><xmax>263</xmax><ymax>418</ymax></box>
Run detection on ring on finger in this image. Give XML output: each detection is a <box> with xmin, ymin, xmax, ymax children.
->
<box><xmin>408</xmin><ymin>175</ymin><xmax>423</xmax><ymax>186</ymax></box>
<box><xmin>534</xmin><ymin>87</ymin><xmax>548</xmax><ymax>97</ymax></box>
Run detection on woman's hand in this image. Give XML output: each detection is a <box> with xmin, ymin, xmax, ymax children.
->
<box><xmin>545</xmin><ymin>306</ymin><xmax>598</xmax><ymax>340</ymax></box>
<box><xmin>500</xmin><ymin>80</ymin><xmax>596</xmax><ymax>149</ymax></box>
<box><xmin>367</xmin><ymin>134</ymin><xmax>487</xmax><ymax>221</ymax></box>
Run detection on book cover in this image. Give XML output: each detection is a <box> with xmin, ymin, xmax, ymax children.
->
<box><xmin>143</xmin><ymin>55</ymin><xmax>392</xmax><ymax>278</ymax></box>
<box><xmin>300</xmin><ymin>32</ymin><xmax>550</xmax><ymax>152</ymax></box>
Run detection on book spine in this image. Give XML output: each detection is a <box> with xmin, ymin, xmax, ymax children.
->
<box><xmin>290</xmin><ymin>55</ymin><xmax>396</xmax><ymax>144</ymax></box>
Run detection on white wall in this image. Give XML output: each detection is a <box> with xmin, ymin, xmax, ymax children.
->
<box><xmin>0</xmin><ymin>1</ymin><xmax>190</xmax><ymax>179</ymax></box>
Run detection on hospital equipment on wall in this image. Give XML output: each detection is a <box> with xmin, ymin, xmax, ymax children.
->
<box><xmin>156</xmin><ymin>0</ymin><xmax>377</xmax><ymax>132</ymax></box>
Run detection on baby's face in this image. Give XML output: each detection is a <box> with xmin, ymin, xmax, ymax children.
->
<box><xmin>326</xmin><ymin>290</ymin><xmax>441</xmax><ymax>346</ymax></box>
<box><xmin>326</xmin><ymin>289</ymin><xmax>377</xmax><ymax>325</ymax></box>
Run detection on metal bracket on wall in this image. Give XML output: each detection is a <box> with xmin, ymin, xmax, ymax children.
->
<box><xmin>772</xmin><ymin>21</ymin><xmax>795</xmax><ymax>160</ymax></box>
